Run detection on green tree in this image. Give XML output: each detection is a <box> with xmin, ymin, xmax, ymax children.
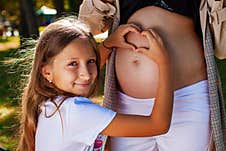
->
<box><xmin>53</xmin><ymin>0</ymin><xmax>65</xmax><ymax>16</ymax></box>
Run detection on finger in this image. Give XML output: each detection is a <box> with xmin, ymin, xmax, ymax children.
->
<box><xmin>141</xmin><ymin>30</ymin><xmax>155</xmax><ymax>40</ymax></box>
<box><xmin>136</xmin><ymin>47</ymin><xmax>153</xmax><ymax>58</ymax></box>
<box><xmin>149</xmin><ymin>29</ymin><xmax>162</xmax><ymax>42</ymax></box>
<box><xmin>121</xmin><ymin>26</ymin><xmax>140</xmax><ymax>35</ymax></box>
<box><xmin>125</xmin><ymin>23</ymin><xmax>141</xmax><ymax>32</ymax></box>
<box><xmin>135</xmin><ymin>47</ymin><xmax>148</xmax><ymax>54</ymax></box>
<box><xmin>146</xmin><ymin>28</ymin><xmax>160</xmax><ymax>41</ymax></box>
<box><xmin>141</xmin><ymin>30</ymin><xmax>156</xmax><ymax>45</ymax></box>
<box><xmin>128</xmin><ymin>26</ymin><xmax>140</xmax><ymax>33</ymax></box>
<box><xmin>128</xmin><ymin>23</ymin><xmax>142</xmax><ymax>32</ymax></box>
<box><xmin>149</xmin><ymin>29</ymin><xmax>158</xmax><ymax>37</ymax></box>
<box><xmin>121</xmin><ymin>42</ymin><xmax>136</xmax><ymax>50</ymax></box>
<box><xmin>148</xmin><ymin>29</ymin><xmax>164</xmax><ymax>44</ymax></box>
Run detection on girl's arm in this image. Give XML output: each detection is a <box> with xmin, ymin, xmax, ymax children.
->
<box><xmin>101</xmin><ymin>29</ymin><xmax>174</xmax><ymax>137</ymax></box>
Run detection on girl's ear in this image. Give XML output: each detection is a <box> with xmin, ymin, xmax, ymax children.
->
<box><xmin>41</xmin><ymin>64</ymin><xmax>53</xmax><ymax>82</ymax></box>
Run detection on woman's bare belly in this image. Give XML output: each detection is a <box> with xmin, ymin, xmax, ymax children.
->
<box><xmin>115</xmin><ymin>6</ymin><xmax>207</xmax><ymax>99</ymax></box>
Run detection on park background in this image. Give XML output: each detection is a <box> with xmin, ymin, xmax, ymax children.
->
<box><xmin>0</xmin><ymin>0</ymin><xmax>225</xmax><ymax>150</ymax></box>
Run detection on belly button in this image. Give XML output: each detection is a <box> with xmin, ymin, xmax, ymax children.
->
<box><xmin>132</xmin><ymin>59</ymin><xmax>139</xmax><ymax>64</ymax></box>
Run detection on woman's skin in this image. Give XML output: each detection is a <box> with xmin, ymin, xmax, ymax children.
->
<box><xmin>115</xmin><ymin>6</ymin><xmax>207</xmax><ymax>99</ymax></box>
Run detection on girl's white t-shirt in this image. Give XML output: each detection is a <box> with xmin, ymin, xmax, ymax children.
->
<box><xmin>35</xmin><ymin>96</ymin><xmax>116</xmax><ymax>151</ymax></box>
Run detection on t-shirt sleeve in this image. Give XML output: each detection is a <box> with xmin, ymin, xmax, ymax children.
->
<box><xmin>66</xmin><ymin>97</ymin><xmax>116</xmax><ymax>146</ymax></box>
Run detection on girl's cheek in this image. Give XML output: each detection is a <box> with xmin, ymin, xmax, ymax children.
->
<box><xmin>88</xmin><ymin>65</ymin><xmax>98</xmax><ymax>72</ymax></box>
<box><xmin>66</xmin><ymin>69</ymin><xmax>79</xmax><ymax>78</ymax></box>
<box><xmin>67</xmin><ymin>67</ymin><xmax>79</xmax><ymax>73</ymax></box>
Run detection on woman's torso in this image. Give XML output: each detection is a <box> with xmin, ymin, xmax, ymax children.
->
<box><xmin>115</xmin><ymin>6</ymin><xmax>206</xmax><ymax>99</ymax></box>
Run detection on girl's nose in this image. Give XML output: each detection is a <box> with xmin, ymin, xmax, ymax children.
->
<box><xmin>79</xmin><ymin>65</ymin><xmax>91</xmax><ymax>81</ymax></box>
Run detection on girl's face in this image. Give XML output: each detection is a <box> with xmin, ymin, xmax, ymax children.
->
<box><xmin>42</xmin><ymin>39</ymin><xmax>98</xmax><ymax>96</ymax></box>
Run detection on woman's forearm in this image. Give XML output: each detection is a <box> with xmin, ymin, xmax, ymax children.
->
<box><xmin>98</xmin><ymin>42</ymin><xmax>112</xmax><ymax>68</ymax></box>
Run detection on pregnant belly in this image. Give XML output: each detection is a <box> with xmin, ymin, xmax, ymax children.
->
<box><xmin>115</xmin><ymin>6</ymin><xmax>207</xmax><ymax>99</ymax></box>
<box><xmin>115</xmin><ymin>48</ymin><xmax>159</xmax><ymax>99</ymax></box>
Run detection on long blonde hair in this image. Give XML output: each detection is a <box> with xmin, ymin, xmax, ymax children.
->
<box><xmin>16</xmin><ymin>18</ymin><xmax>100</xmax><ymax>151</ymax></box>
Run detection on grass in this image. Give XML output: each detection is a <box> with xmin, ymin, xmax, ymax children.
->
<box><xmin>0</xmin><ymin>47</ymin><xmax>20</xmax><ymax>150</ymax></box>
<box><xmin>0</xmin><ymin>37</ymin><xmax>18</xmax><ymax>43</ymax></box>
<box><xmin>0</xmin><ymin>39</ymin><xmax>9</xmax><ymax>43</ymax></box>
<box><xmin>0</xmin><ymin>37</ymin><xmax>20</xmax><ymax>52</ymax></box>
<box><xmin>0</xmin><ymin>106</ymin><xmax>19</xmax><ymax>150</ymax></box>
<box><xmin>0</xmin><ymin>49</ymin><xmax>16</xmax><ymax>106</ymax></box>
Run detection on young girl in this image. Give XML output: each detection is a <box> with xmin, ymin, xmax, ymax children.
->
<box><xmin>16</xmin><ymin>18</ymin><xmax>173</xmax><ymax>151</ymax></box>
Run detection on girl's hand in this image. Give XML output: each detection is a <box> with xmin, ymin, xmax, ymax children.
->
<box><xmin>136</xmin><ymin>29</ymin><xmax>169</xmax><ymax>64</ymax></box>
<box><xmin>103</xmin><ymin>24</ymin><xmax>141</xmax><ymax>50</ymax></box>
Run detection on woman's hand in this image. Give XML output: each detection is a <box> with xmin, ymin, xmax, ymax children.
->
<box><xmin>103</xmin><ymin>24</ymin><xmax>141</xmax><ymax>50</ymax></box>
<box><xmin>136</xmin><ymin>29</ymin><xmax>170</xmax><ymax>64</ymax></box>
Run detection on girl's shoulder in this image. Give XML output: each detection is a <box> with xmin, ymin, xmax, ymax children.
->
<box><xmin>42</xmin><ymin>96</ymin><xmax>114</xmax><ymax>120</ymax></box>
<box><xmin>40</xmin><ymin>96</ymin><xmax>94</xmax><ymax>117</ymax></box>
<box><xmin>44</xmin><ymin>96</ymin><xmax>93</xmax><ymax>106</ymax></box>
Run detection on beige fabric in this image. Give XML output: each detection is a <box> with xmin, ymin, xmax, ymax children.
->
<box><xmin>78</xmin><ymin>0</ymin><xmax>116</xmax><ymax>35</ymax></box>
<box><xmin>200</xmin><ymin>0</ymin><xmax>226</xmax><ymax>59</ymax></box>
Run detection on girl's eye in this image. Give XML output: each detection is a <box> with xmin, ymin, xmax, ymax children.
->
<box><xmin>88</xmin><ymin>59</ymin><xmax>96</xmax><ymax>64</ymax></box>
<box><xmin>68</xmin><ymin>61</ymin><xmax>78</xmax><ymax>66</ymax></box>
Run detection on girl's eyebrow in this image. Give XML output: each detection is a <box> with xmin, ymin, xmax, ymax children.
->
<box><xmin>89</xmin><ymin>56</ymin><xmax>97</xmax><ymax>59</ymax></box>
<box><xmin>67</xmin><ymin>56</ymin><xmax>96</xmax><ymax>60</ymax></box>
<box><xmin>68</xmin><ymin>57</ymin><xmax>79</xmax><ymax>60</ymax></box>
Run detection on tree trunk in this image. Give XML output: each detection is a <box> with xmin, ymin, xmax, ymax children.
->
<box><xmin>53</xmin><ymin>0</ymin><xmax>65</xmax><ymax>17</ymax></box>
<box><xmin>19</xmin><ymin>0</ymin><xmax>39</xmax><ymax>40</ymax></box>
<box><xmin>75</xmin><ymin>0</ymin><xmax>83</xmax><ymax>13</ymax></box>
<box><xmin>68</xmin><ymin>0</ymin><xmax>82</xmax><ymax>13</ymax></box>
<box><xmin>68</xmin><ymin>0</ymin><xmax>76</xmax><ymax>12</ymax></box>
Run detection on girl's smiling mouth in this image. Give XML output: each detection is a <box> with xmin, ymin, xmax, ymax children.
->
<box><xmin>75</xmin><ymin>82</ymin><xmax>90</xmax><ymax>87</ymax></box>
